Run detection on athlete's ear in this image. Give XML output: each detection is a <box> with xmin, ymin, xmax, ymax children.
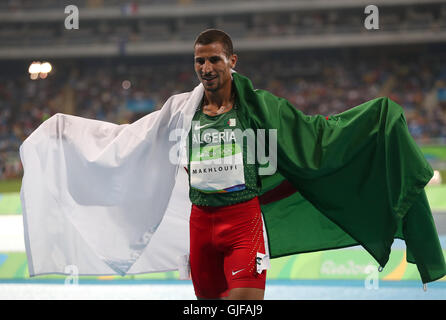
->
<box><xmin>230</xmin><ymin>54</ymin><xmax>237</xmax><ymax>69</ymax></box>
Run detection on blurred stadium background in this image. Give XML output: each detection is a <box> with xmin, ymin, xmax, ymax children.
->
<box><xmin>0</xmin><ymin>0</ymin><xmax>446</xmax><ymax>299</ymax></box>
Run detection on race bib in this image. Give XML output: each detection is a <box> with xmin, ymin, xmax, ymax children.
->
<box><xmin>190</xmin><ymin>143</ymin><xmax>246</xmax><ymax>193</ymax></box>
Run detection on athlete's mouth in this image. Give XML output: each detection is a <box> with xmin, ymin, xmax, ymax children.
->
<box><xmin>202</xmin><ymin>75</ymin><xmax>217</xmax><ymax>82</ymax></box>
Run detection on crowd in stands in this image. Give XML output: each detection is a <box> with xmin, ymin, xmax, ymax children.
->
<box><xmin>1</xmin><ymin>2</ymin><xmax>446</xmax><ymax>47</ymax></box>
<box><xmin>0</xmin><ymin>0</ymin><xmax>350</xmax><ymax>11</ymax></box>
<box><xmin>0</xmin><ymin>48</ymin><xmax>445</xmax><ymax>179</ymax></box>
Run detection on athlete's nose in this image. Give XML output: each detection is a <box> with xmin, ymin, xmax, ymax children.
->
<box><xmin>202</xmin><ymin>59</ymin><xmax>213</xmax><ymax>74</ymax></box>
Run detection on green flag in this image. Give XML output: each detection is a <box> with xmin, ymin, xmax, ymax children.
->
<box><xmin>232</xmin><ymin>72</ymin><xmax>446</xmax><ymax>284</ymax></box>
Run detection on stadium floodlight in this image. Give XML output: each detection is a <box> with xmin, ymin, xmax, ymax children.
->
<box><xmin>40</xmin><ymin>62</ymin><xmax>52</xmax><ymax>74</ymax></box>
<box><xmin>28</xmin><ymin>62</ymin><xmax>41</xmax><ymax>75</ymax></box>
<box><xmin>28</xmin><ymin>61</ymin><xmax>52</xmax><ymax>80</ymax></box>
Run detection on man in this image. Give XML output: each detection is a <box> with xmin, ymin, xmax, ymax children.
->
<box><xmin>19</xmin><ymin>29</ymin><xmax>446</xmax><ymax>300</ymax></box>
<box><xmin>188</xmin><ymin>29</ymin><xmax>266</xmax><ymax>299</ymax></box>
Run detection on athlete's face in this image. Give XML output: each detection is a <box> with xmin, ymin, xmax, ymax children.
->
<box><xmin>194</xmin><ymin>42</ymin><xmax>237</xmax><ymax>93</ymax></box>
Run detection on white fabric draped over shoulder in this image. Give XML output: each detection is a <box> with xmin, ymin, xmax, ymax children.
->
<box><xmin>19</xmin><ymin>83</ymin><xmax>204</xmax><ymax>276</ymax></box>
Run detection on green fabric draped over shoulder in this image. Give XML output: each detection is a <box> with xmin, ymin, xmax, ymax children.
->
<box><xmin>232</xmin><ymin>72</ymin><xmax>446</xmax><ymax>284</ymax></box>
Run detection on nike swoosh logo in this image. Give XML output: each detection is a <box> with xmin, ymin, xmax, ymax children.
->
<box><xmin>194</xmin><ymin>123</ymin><xmax>212</xmax><ymax>130</ymax></box>
<box><xmin>232</xmin><ymin>269</ymin><xmax>245</xmax><ymax>276</ymax></box>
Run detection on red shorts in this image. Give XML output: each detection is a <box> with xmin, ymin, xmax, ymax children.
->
<box><xmin>189</xmin><ymin>196</ymin><xmax>267</xmax><ymax>299</ymax></box>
